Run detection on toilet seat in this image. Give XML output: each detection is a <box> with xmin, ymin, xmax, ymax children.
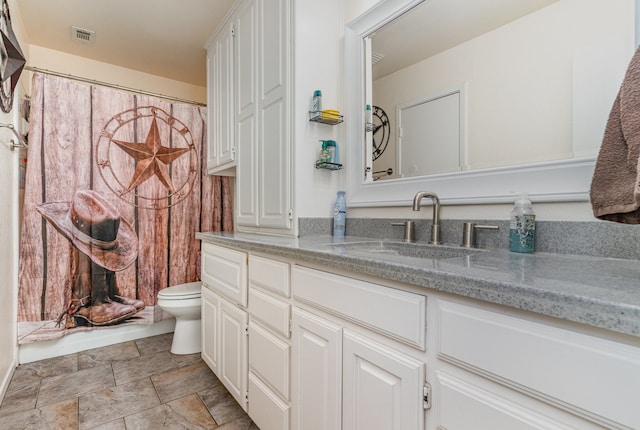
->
<box><xmin>157</xmin><ymin>281</ymin><xmax>202</xmax><ymax>300</ymax></box>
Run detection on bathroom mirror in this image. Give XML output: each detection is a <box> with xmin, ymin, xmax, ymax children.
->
<box><xmin>345</xmin><ymin>0</ymin><xmax>638</xmax><ymax>206</ymax></box>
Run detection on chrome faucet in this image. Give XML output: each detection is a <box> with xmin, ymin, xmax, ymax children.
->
<box><xmin>412</xmin><ymin>191</ymin><xmax>442</xmax><ymax>244</ymax></box>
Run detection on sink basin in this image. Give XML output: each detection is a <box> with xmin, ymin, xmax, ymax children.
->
<box><xmin>324</xmin><ymin>241</ymin><xmax>482</xmax><ymax>260</ymax></box>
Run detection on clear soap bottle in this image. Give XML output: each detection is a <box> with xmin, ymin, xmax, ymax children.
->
<box><xmin>509</xmin><ymin>192</ymin><xmax>535</xmax><ymax>253</ymax></box>
<box><xmin>333</xmin><ymin>191</ymin><xmax>346</xmax><ymax>237</ymax></box>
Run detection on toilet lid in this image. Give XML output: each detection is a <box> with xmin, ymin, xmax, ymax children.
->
<box><xmin>158</xmin><ymin>281</ymin><xmax>202</xmax><ymax>299</ymax></box>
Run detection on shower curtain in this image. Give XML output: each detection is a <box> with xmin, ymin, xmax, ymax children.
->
<box><xmin>17</xmin><ymin>73</ymin><xmax>233</xmax><ymax>344</ymax></box>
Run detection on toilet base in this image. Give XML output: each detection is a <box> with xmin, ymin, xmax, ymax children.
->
<box><xmin>171</xmin><ymin>318</ymin><xmax>201</xmax><ymax>355</ymax></box>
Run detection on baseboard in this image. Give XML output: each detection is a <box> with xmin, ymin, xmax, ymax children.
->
<box><xmin>18</xmin><ymin>319</ymin><xmax>176</xmax><ymax>364</ymax></box>
<box><xmin>0</xmin><ymin>358</ymin><xmax>17</xmax><ymax>402</ymax></box>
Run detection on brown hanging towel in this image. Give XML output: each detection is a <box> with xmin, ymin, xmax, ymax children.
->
<box><xmin>590</xmin><ymin>45</ymin><xmax>640</xmax><ymax>224</ymax></box>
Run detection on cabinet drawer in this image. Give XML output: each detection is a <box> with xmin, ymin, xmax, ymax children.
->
<box><xmin>201</xmin><ymin>243</ymin><xmax>248</xmax><ymax>307</ymax></box>
<box><xmin>292</xmin><ymin>265</ymin><xmax>426</xmax><ymax>349</ymax></box>
<box><xmin>437</xmin><ymin>372</ymin><xmax>592</xmax><ymax>430</ymax></box>
<box><xmin>249</xmin><ymin>321</ymin><xmax>290</xmax><ymax>400</ymax></box>
<box><xmin>248</xmin><ymin>372</ymin><xmax>290</xmax><ymax>430</ymax></box>
<box><xmin>249</xmin><ymin>287</ymin><xmax>291</xmax><ymax>338</ymax></box>
<box><xmin>437</xmin><ymin>300</ymin><xmax>640</xmax><ymax>429</ymax></box>
<box><xmin>249</xmin><ymin>255</ymin><xmax>290</xmax><ymax>297</ymax></box>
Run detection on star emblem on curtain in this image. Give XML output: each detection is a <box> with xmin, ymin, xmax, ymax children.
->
<box><xmin>112</xmin><ymin>117</ymin><xmax>189</xmax><ymax>194</ymax></box>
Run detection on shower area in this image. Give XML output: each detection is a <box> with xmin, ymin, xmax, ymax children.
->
<box><xmin>14</xmin><ymin>72</ymin><xmax>232</xmax><ymax>348</ymax></box>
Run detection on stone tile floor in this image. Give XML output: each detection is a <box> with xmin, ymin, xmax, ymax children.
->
<box><xmin>0</xmin><ymin>333</ymin><xmax>259</xmax><ymax>429</ymax></box>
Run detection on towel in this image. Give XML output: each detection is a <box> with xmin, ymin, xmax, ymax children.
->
<box><xmin>590</xmin><ymin>46</ymin><xmax>640</xmax><ymax>224</ymax></box>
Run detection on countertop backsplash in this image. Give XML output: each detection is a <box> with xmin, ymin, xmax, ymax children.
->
<box><xmin>299</xmin><ymin>218</ymin><xmax>640</xmax><ymax>261</ymax></box>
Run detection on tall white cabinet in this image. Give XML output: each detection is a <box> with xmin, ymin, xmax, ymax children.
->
<box><xmin>206</xmin><ymin>0</ymin><xmax>293</xmax><ymax>235</ymax></box>
<box><xmin>206</xmin><ymin>20</ymin><xmax>235</xmax><ymax>175</ymax></box>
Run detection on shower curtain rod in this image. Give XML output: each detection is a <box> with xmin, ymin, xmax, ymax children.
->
<box><xmin>24</xmin><ymin>66</ymin><xmax>207</xmax><ymax>107</ymax></box>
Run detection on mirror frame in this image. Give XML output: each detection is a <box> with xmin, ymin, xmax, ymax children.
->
<box><xmin>345</xmin><ymin>0</ymin><xmax>640</xmax><ymax>207</ymax></box>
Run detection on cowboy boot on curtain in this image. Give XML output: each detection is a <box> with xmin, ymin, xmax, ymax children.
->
<box><xmin>37</xmin><ymin>189</ymin><xmax>141</xmax><ymax>327</ymax></box>
<box><xmin>74</xmin><ymin>258</ymin><xmax>138</xmax><ymax>326</ymax></box>
<box><xmin>105</xmin><ymin>268</ymin><xmax>145</xmax><ymax>312</ymax></box>
<box><xmin>57</xmin><ymin>245</ymin><xmax>92</xmax><ymax>328</ymax></box>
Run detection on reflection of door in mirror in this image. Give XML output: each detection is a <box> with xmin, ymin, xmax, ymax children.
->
<box><xmin>374</xmin><ymin>88</ymin><xmax>463</xmax><ymax>180</ymax></box>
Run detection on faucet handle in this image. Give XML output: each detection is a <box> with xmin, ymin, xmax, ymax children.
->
<box><xmin>392</xmin><ymin>221</ymin><xmax>416</xmax><ymax>242</ymax></box>
<box><xmin>461</xmin><ymin>222</ymin><xmax>499</xmax><ymax>248</ymax></box>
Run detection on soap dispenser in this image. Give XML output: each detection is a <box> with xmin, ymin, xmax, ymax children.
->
<box><xmin>509</xmin><ymin>192</ymin><xmax>536</xmax><ymax>253</ymax></box>
<box><xmin>318</xmin><ymin>141</ymin><xmax>331</xmax><ymax>163</ymax></box>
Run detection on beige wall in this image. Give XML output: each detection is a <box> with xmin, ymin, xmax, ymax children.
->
<box><xmin>26</xmin><ymin>45</ymin><xmax>206</xmax><ymax>103</ymax></box>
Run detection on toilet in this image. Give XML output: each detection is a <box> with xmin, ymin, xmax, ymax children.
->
<box><xmin>157</xmin><ymin>281</ymin><xmax>202</xmax><ymax>354</ymax></box>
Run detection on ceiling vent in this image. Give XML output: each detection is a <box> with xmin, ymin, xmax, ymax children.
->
<box><xmin>71</xmin><ymin>26</ymin><xmax>96</xmax><ymax>45</ymax></box>
<box><xmin>371</xmin><ymin>51</ymin><xmax>384</xmax><ymax>65</ymax></box>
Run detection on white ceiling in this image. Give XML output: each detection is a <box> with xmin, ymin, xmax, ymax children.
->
<box><xmin>16</xmin><ymin>0</ymin><xmax>235</xmax><ymax>87</ymax></box>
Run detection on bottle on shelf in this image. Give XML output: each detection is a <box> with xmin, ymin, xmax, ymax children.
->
<box><xmin>325</xmin><ymin>140</ymin><xmax>338</xmax><ymax>168</ymax></box>
<box><xmin>312</xmin><ymin>90</ymin><xmax>322</xmax><ymax>119</ymax></box>
<box><xmin>319</xmin><ymin>141</ymin><xmax>331</xmax><ymax>163</ymax></box>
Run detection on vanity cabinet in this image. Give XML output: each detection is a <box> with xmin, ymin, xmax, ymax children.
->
<box><xmin>200</xmin><ymin>243</ymin><xmax>249</xmax><ymax>411</ymax></box>
<box><xmin>200</xmin><ymin>241</ymin><xmax>640</xmax><ymax>430</ymax></box>
<box><xmin>293</xmin><ymin>309</ymin><xmax>427</xmax><ymax>430</ymax></box>
<box><xmin>291</xmin><ymin>265</ymin><xmax>427</xmax><ymax>430</ymax></box>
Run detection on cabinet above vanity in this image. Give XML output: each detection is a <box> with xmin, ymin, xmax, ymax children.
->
<box><xmin>205</xmin><ymin>0</ymin><xmax>294</xmax><ymax>235</ymax></box>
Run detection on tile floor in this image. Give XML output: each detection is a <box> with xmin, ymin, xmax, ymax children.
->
<box><xmin>0</xmin><ymin>333</ymin><xmax>259</xmax><ymax>429</ymax></box>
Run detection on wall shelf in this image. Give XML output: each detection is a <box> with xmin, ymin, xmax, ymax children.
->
<box><xmin>309</xmin><ymin>111</ymin><xmax>343</xmax><ymax>125</ymax></box>
<box><xmin>315</xmin><ymin>160</ymin><xmax>343</xmax><ymax>170</ymax></box>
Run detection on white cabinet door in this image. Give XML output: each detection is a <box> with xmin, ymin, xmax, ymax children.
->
<box><xmin>235</xmin><ymin>0</ymin><xmax>259</xmax><ymax>227</ymax></box>
<box><xmin>257</xmin><ymin>0</ymin><xmax>291</xmax><ymax>230</ymax></box>
<box><xmin>219</xmin><ymin>298</ymin><xmax>249</xmax><ymax>411</ymax></box>
<box><xmin>206</xmin><ymin>21</ymin><xmax>235</xmax><ymax>174</ymax></box>
<box><xmin>343</xmin><ymin>330</ymin><xmax>425</xmax><ymax>430</ymax></box>
<box><xmin>291</xmin><ymin>307</ymin><xmax>342</xmax><ymax>430</ymax></box>
<box><xmin>235</xmin><ymin>0</ymin><xmax>292</xmax><ymax>233</ymax></box>
<box><xmin>201</xmin><ymin>286</ymin><xmax>219</xmax><ymax>375</ymax></box>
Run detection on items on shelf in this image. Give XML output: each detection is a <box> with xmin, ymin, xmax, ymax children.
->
<box><xmin>319</xmin><ymin>140</ymin><xmax>331</xmax><ymax>163</ymax></box>
<box><xmin>312</xmin><ymin>90</ymin><xmax>322</xmax><ymax>118</ymax></box>
<box><xmin>308</xmin><ymin>89</ymin><xmax>343</xmax><ymax>124</ymax></box>
<box><xmin>316</xmin><ymin>140</ymin><xmax>341</xmax><ymax>170</ymax></box>
<box><xmin>308</xmin><ymin>110</ymin><xmax>343</xmax><ymax>125</ymax></box>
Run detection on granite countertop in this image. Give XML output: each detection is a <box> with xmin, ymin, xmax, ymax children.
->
<box><xmin>196</xmin><ymin>232</ymin><xmax>640</xmax><ymax>338</ymax></box>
